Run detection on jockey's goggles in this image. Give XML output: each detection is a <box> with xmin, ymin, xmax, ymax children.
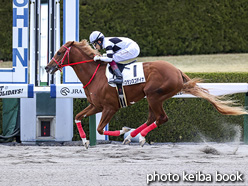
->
<box><xmin>92</xmin><ymin>42</ymin><xmax>97</xmax><ymax>49</ymax></box>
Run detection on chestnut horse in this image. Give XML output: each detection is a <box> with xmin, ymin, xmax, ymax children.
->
<box><xmin>45</xmin><ymin>40</ymin><xmax>247</xmax><ymax>148</ymax></box>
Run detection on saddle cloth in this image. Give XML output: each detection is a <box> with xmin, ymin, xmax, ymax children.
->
<box><xmin>106</xmin><ymin>62</ymin><xmax>146</xmax><ymax>87</ymax></box>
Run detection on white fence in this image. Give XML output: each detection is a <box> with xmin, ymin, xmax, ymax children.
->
<box><xmin>50</xmin><ymin>83</ymin><xmax>248</xmax><ymax>98</ymax></box>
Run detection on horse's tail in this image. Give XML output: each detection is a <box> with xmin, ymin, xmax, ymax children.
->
<box><xmin>180</xmin><ymin>72</ymin><xmax>248</xmax><ymax>115</ymax></box>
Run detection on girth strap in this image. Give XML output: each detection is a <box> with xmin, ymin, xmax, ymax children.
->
<box><xmin>116</xmin><ymin>84</ymin><xmax>128</xmax><ymax>108</ymax></box>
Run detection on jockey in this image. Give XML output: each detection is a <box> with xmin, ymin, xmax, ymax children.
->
<box><xmin>89</xmin><ymin>31</ymin><xmax>140</xmax><ymax>84</ymax></box>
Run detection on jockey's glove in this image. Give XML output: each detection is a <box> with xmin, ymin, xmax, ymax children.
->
<box><xmin>93</xmin><ymin>55</ymin><xmax>113</xmax><ymax>62</ymax></box>
<box><xmin>93</xmin><ymin>55</ymin><xmax>101</xmax><ymax>61</ymax></box>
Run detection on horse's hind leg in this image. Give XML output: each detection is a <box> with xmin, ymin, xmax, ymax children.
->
<box><xmin>139</xmin><ymin>100</ymin><xmax>169</xmax><ymax>146</ymax></box>
<box><xmin>123</xmin><ymin>106</ymin><xmax>156</xmax><ymax>144</ymax></box>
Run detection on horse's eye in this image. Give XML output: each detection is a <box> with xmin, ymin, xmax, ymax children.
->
<box><xmin>57</xmin><ymin>52</ymin><xmax>61</xmax><ymax>56</ymax></box>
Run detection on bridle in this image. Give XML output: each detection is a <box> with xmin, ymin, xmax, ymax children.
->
<box><xmin>52</xmin><ymin>45</ymin><xmax>94</xmax><ymax>70</ymax></box>
<box><xmin>52</xmin><ymin>45</ymin><xmax>100</xmax><ymax>89</ymax></box>
<box><xmin>52</xmin><ymin>45</ymin><xmax>71</xmax><ymax>70</ymax></box>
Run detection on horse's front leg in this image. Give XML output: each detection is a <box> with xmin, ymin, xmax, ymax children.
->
<box><xmin>75</xmin><ymin>104</ymin><xmax>101</xmax><ymax>120</ymax></box>
<box><xmin>97</xmin><ymin>108</ymin><xmax>131</xmax><ymax>137</ymax></box>
<box><xmin>75</xmin><ymin>104</ymin><xmax>101</xmax><ymax>149</ymax></box>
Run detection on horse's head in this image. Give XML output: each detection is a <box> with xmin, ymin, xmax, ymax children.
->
<box><xmin>45</xmin><ymin>41</ymin><xmax>74</xmax><ymax>74</ymax></box>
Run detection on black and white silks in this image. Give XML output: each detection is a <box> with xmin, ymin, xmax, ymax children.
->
<box><xmin>98</xmin><ymin>37</ymin><xmax>140</xmax><ymax>63</ymax></box>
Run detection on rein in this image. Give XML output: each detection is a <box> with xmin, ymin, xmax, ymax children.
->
<box><xmin>52</xmin><ymin>45</ymin><xmax>100</xmax><ymax>89</ymax></box>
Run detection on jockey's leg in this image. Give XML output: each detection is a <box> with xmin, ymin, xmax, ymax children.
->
<box><xmin>109</xmin><ymin>60</ymin><xmax>123</xmax><ymax>84</ymax></box>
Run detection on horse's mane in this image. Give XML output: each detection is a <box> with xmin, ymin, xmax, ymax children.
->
<box><xmin>73</xmin><ymin>39</ymin><xmax>100</xmax><ymax>58</ymax></box>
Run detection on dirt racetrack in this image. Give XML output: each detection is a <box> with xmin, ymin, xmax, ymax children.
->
<box><xmin>0</xmin><ymin>142</ymin><xmax>247</xmax><ymax>186</ymax></box>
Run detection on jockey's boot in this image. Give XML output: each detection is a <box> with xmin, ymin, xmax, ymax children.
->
<box><xmin>109</xmin><ymin>61</ymin><xmax>123</xmax><ymax>84</ymax></box>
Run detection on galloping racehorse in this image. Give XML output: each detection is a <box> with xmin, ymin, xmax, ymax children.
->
<box><xmin>45</xmin><ymin>40</ymin><xmax>247</xmax><ymax>148</ymax></box>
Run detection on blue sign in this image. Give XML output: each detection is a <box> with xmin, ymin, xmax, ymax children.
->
<box><xmin>0</xmin><ymin>0</ymin><xmax>29</xmax><ymax>84</ymax></box>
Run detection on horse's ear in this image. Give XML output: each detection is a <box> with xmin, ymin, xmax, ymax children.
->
<box><xmin>69</xmin><ymin>41</ymin><xmax>74</xmax><ymax>46</ymax></box>
<box><xmin>65</xmin><ymin>41</ymin><xmax>74</xmax><ymax>47</ymax></box>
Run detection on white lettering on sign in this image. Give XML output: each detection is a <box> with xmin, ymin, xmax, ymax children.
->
<box><xmin>0</xmin><ymin>0</ymin><xmax>29</xmax><ymax>83</ymax></box>
<box><xmin>107</xmin><ymin>63</ymin><xmax>146</xmax><ymax>87</ymax></box>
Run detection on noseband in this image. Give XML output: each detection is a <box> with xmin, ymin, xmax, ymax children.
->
<box><xmin>51</xmin><ymin>45</ymin><xmax>99</xmax><ymax>89</ymax></box>
<box><xmin>52</xmin><ymin>45</ymin><xmax>71</xmax><ymax>71</ymax></box>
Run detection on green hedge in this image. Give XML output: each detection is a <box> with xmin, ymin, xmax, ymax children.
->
<box><xmin>79</xmin><ymin>0</ymin><xmax>248</xmax><ymax>56</ymax></box>
<box><xmin>0</xmin><ymin>0</ymin><xmax>12</xmax><ymax>61</ymax></box>
<box><xmin>1</xmin><ymin>0</ymin><xmax>248</xmax><ymax>60</ymax></box>
<box><xmin>73</xmin><ymin>72</ymin><xmax>248</xmax><ymax>142</ymax></box>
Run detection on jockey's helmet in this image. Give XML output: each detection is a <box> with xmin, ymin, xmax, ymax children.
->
<box><xmin>89</xmin><ymin>31</ymin><xmax>104</xmax><ymax>49</ymax></box>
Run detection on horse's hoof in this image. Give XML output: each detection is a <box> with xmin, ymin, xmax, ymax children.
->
<box><xmin>84</xmin><ymin>140</ymin><xmax>90</xmax><ymax>149</ymax></box>
<box><xmin>82</xmin><ymin>138</ymin><xmax>90</xmax><ymax>149</ymax></box>
<box><xmin>123</xmin><ymin>138</ymin><xmax>131</xmax><ymax>145</ymax></box>
<box><xmin>139</xmin><ymin>139</ymin><xmax>146</xmax><ymax>147</ymax></box>
<box><xmin>123</xmin><ymin>134</ymin><xmax>132</xmax><ymax>145</ymax></box>
<box><xmin>139</xmin><ymin>135</ymin><xmax>146</xmax><ymax>147</ymax></box>
<box><xmin>122</xmin><ymin>126</ymin><xmax>131</xmax><ymax>133</ymax></box>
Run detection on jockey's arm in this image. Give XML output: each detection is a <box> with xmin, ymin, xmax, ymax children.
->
<box><xmin>94</xmin><ymin>45</ymin><xmax>114</xmax><ymax>62</ymax></box>
<box><xmin>96</xmin><ymin>56</ymin><xmax>113</xmax><ymax>62</ymax></box>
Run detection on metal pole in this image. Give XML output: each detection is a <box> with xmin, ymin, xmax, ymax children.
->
<box><xmin>29</xmin><ymin>0</ymin><xmax>36</xmax><ymax>85</ymax></box>
<box><xmin>47</xmin><ymin>0</ymin><xmax>51</xmax><ymax>85</ymax></box>
<box><xmin>55</xmin><ymin>0</ymin><xmax>61</xmax><ymax>84</ymax></box>
<box><xmin>89</xmin><ymin>115</ymin><xmax>96</xmax><ymax>146</ymax></box>
<box><xmin>244</xmin><ymin>92</ymin><xmax>248</xmax><ymax>144</ymax></box>
<box><xmin>35</xmin><ymin>0</ymin><xmax>40</xmax><ymax>86</ymax></box>
<box><xmin>39</xmin><ymin>0</ymin><xmax>49</xmax><ymax>86</ymax></box>
<box><xmin>48</xmin><ymin>0</ymin><xmax>55</xmax><ymax>85</ymax></box>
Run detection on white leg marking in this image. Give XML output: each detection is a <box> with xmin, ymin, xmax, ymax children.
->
<box><xmin>120</xmin><ymin>127</ymin><xmax>131</xmax><ymax>135</ymax></box>
<box><xmin>123</xmin><ymin>134</ymin><xmax>132</xmax><ymax>145</ymax></box>
<box><xmin>139</xmin><ymin>135</ymin><xmax>146</xmax><ymax>147</ymax></box>
<box><xmin>82</xmin><ymin>138</ymin><xmax>90</xmax><ymax>149</ymax></box>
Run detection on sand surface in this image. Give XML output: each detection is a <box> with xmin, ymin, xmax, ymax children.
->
<box><xmin>0</xmin><ymin>142</ymin><xmax>248</xmax><ymax>186</ymax></box>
